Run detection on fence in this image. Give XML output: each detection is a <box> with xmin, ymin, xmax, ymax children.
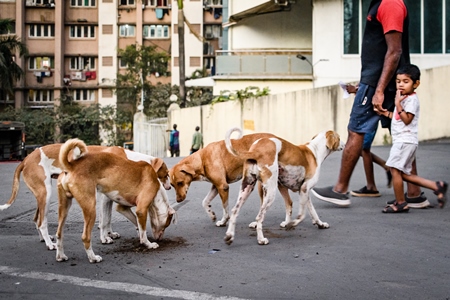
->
<box><xmin>133</xmin><ymin>112</ymin><xmax>168</xmax><ymax>158</ymax></box>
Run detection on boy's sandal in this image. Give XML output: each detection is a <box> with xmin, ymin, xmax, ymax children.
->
<box><xmin>433</xmin><ymin>181</ymin><xmax>448</xmax><ymax>209</ymax></box>
<box><xmin>382</xmin><ymin>201</ymin><xmax>410</xmax><ymax>213</ymax></box>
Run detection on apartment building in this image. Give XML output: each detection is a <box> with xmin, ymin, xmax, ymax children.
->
<box><xmin>0</xmin><ymin>0</ymin><xmax>223</xmax><ymax>110</ymax></box>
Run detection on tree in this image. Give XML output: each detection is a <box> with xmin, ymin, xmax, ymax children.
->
<box><xmin>0</xmin><ymin>19</ymin><xmax>28</xmax><ymax>94</ymax></box>
<box><xmin>115</xmin><ymin>43</ymin><xmax>170</xmax><ymax>118</ymax></box>
<box><xmin>176</xmin><ymin>0</ymin><xmax>186</xmax><ymax>107</ymax></box>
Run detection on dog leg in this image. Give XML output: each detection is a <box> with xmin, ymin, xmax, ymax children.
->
<box><xmin>78</xmin><ymin>194</ymin><xmax>103</xmax><ymax>263</ymax></box>
<box><xmin>30</xmin><ymin>176</ymin><xmax>56</xmax><ymax>250</ymax></box>
<box><xmin>306</xmin><ymin>192</ymin><xmax>329</xmax><ymax>229</ymax></box>
<box><xmin>278</xmin><ymin>184</ymin><xmax>293</xmax><ymax>228</ymax></box>
<box><xmin>201</xmin><ymin>185</ymin><xmax>219</xmax><ymax>223</ymax></box>
<box><xmin>55</xmin><ymin>183</ymin><xmax>71</xmax><ymax>262</ymax></box>
<box><xmin>98</xmin><ymin>193</ymin><xmax>120</xmax><ymax>244</ymax></box>
<box><xmin>136</xmin><ymin>205</ymin><xmax>159</xmax><ymax>249</ymax></box>
<box><xmin>224</xmin><ymin>180</ymin><xmax>255</xmax><ymax>245</ymax></box>
<box><xmin>116</xmin><ymin>204</ymin><xmax>138</xmax><ymax>228</ymax></box>
<box><xmin>286</xmin><ymin>189</ymin><xmax>308</xmax><ymax>229</ymax></box>
<box><xmin>248</xmin><ymin>183</ymin><xmax>265</xmax><ymax>229</ymax></box>
<box><xmin>216</xmin><ymin>184</ymin><xmax>231</xmax><ymax>227</ymax></box>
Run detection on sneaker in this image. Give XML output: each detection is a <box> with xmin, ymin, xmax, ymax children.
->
<box><xmin>386</xmin><ymin>192</ymin><xmax>430</xmax><ymax>209</ymax></box>
<box><xmin>311</xmin><ymin>186</ymin><xmax>351</xmax><ymax>207</ymax></box>
<box><xmin>350</xmin><ymin>186</ymin><xmax>381</xmax><ymax>197</ymax></box>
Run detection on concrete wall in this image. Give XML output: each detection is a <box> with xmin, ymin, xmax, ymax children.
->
<box><xmin>169</xmin><ymin>64</ymin><xmax>450</xmax><ymax>157</ymax></box>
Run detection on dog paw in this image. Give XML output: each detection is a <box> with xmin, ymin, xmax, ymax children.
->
<box><xmin>285</xmin><ymin>222</ymin><xmax>296</xmax><ymax>231</ymax></box>
<box><xmin>47</xmin><ymin>243</ymin><xmax>57</xmax><ymax>250</ymax></box>
<box><xmin>109</xmin><ymin>231</ymin><xmax>121</xmax><ymax>239</ymax></box>
<box><xmin>101</xmin><ymin>237</ymin><xmax>114</xmax><ymax>244</ymax></box>
<box><xmin>317</xmin><ymin>222</ymin><xmax>330</xmax><ymax>229</ymax></box>
<box><xmin>89</xmin><ymin>255</ymin><xmax>103</xmax><ymax>263</ymax></box>
<box><xmin>215</xmin><ymin>220</ymin><xmax>227</xmax><ymax>227</ymax></box>
<box><xmin>248</xmin><ymin>221</ymin><xmax>257</xmax><ymax>229</ymax></box>
<box><xmin>56</xmin><ymin>253</ymin><xmax>68</xmax><ymax>262</ymax></box>
<box><xmin>224</xmin><ymin>233</ymin><xmax>234</xmax><ymax>245</ymax></box>
<box><xmin>144</xmin><ymin>242</ymin><xmax>159</xmax><ymax>249</ymax></box>
<box><xmin>280</xmin><ymin>221</ymin><xmax>288</xmax><ymax>228</ymax></box>
<box><xmin>257</xmin><ymin>238</ymin><xmax>269</xmax><ymax>245</ymax></box>
<box><xmin>314</xmin><ymin>221</ymin><xmax>330</xmax><ymax>229</ymax></box>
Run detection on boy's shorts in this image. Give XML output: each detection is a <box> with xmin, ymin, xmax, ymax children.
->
<box><xmin>386</xmin><ymin>143</ymin><xmax>418</xmax><ymax>175</ymax></box>
<box><xmin>348</xmin><ymin>83</ymin><xmax>380</xmax><ymax>134</ymax></box>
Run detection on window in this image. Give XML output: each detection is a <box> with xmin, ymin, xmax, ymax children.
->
<box><xmin>28</xmin><ymin>90</ymin><xmax>54</xmax><ymax>102</ymax></box>
<box><xmin>70</xmin><ymin>57</ymin><xmax>96</xmax><ymax>70</ymax></box>
<box><xmin>119</xmin><ymin>58</ymin><xmax>128</xmax><ymax>68</ymax></box>
<box><xmin>204</xmin><ymin>0</ymin><xmax>222</xmax><ymax>6</ymax></box>
<box><xmin>29</xmin><ymin>57</ymin><xmax>54</xmax><ymax>70</ymax></box>
<box><xmin>119</xmin><ymin>25</ymin><xmax>135</xmax><ymax>37</ymax></box>
<box><xmin>70</xmin><ymin>25</ymin><xmax>95</xmax><ymax>38</ymax></box>
<box><xmin>119</xmin><ymin>0</ymin><xmax>134</xmax><ymax>5</ymax></box>
<box><xmin>0</xmin><ymin>22</ymin><xmax>15</xmax><ymax>35</ymax></box>
<box><xmin>343</xmin><ymin>0</ymin><xmax>450</xmax><ymax>54</ymax></box>
<box><xmin>35</xmin><ymin>0</ymin><xmax>54</xmax><ymax>4</ymax></box>
<box><xmin>73</xmin><ymin>89</ymin><xmax>95</xmax><ymax>101</ymax></box>
<box><xmin>145</xmin><ymin>0</ymin><xmax>169</xmax><ymax>6</ymax></box>
<box><xmin>143</xmin><ymin>25</ymin><xmax>170</xmax><ymax>38</ymax></box>
<box><xmin>204</xmin><ymin>25</ymin><xmax>222</xmax><ymax>39</ymax></box>
<box><xmin>70</xmin><ymin>0</ymin><xmax>96</xmax><ymax>7</ymax></box>
<box><xmin>29</xmin><ymin>24</ymin><xmax>55</xmax><ymax>38</ymax></box>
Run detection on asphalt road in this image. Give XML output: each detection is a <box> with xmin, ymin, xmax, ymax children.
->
<box><xmin>0</xmin><ymin>140</ymin><xmax>449</xmax><ymax>300</ymax></box>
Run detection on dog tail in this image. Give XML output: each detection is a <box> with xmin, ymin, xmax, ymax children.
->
<box><xmin>0</xmin><ymin>160</ymin><xmax>26</xmax><ymax>211</ymax></box>
<box><xmin>59</xmin><ymin>138</ymin><xmax>88</xmax><ymax>171</ymax></box>
<box><xmin>225</xmin><ymin>127</ymin><xmax>243</xmax><ymax>156</ymax></box>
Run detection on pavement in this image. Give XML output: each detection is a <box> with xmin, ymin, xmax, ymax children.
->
<box><xmin>0</xmin><ymin>140</ymin><xmax>449</xmax><ymax>300</ymax></box>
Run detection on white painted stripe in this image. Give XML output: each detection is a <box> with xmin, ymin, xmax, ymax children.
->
<box><xmin>0</xmin><ymin>265</ymin><xmax>247</xmax><ymax>300</ymax></box>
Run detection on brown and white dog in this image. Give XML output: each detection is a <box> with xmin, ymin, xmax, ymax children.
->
<box><xmin>169</xmin><ymin>132</ymin><xmax>276</xmax><ymax>226</ymax></box>
<box><xmin>0</xmin><ymin>143</ymin><xmax>171</xmax><ymax>250</ymax></box>
<box><xmin>56</xmin><ymin>138</ymin><xmax>175</xmax><ymax>263</ymax></box>
<box><xmin>223</xmin><ymin>127</ymin><xmax>344</xmax><ymax>245</ymax></box>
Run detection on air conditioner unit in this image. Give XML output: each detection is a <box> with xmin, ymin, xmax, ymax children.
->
<box><xmin>26</xmin><ymin>0</ymin><xmax>36</xmax><ymax>6</ymax></box>
<box><xmin>205</xmin><ymin>33</ymin><xmax>213</xmax><ymax>39</ymax></box>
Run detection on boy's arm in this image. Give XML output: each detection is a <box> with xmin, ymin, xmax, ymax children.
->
<box><xmin>395</xmin><ymin>90</ymin><xmax>414</xmax><ymax>125</ymax></box>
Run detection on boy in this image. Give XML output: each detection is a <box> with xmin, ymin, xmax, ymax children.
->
<box><xmin>381</xmin><ymin>64</ymin><xmax>447</xmax><ymax>213</ymax></box>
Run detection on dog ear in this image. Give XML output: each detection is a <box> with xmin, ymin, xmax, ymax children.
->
<box><xmin>180</xmin><ymin>164</ymin><xmax>196</xmax><ymax>177</ymax></box>
<box><xmin>325</xmin><ymin>131</ymin><xmax>341</xmax><ymax>150</ymax></box>
<box><xmin>150</xmin><ymin>157</ymin><xmax>164</xmax><ymax>172</ymax></box>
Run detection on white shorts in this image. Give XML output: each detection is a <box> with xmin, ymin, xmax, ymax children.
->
<box><xmin>386</xmin><ymin>143</ymin><xmax>418</xmax><ymax>175</ymax></box>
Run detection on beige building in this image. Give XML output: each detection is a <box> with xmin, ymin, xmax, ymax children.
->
<box><xmin>2</xmin><ymin>0</ymin><xmax>450</xmax><ymax>112</ymax></box>
<box><xmin>0</xmin><ymin>0</ymin><xmax>223</xmax><ymax>110</ymax></box>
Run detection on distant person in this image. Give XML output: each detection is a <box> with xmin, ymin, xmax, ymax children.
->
<box><xmin>190</xmin><ymin>126</ymin><xmax>203</xmax><ymax>154</ymax></box>
<box><xmin>381</xmin><ymin>64</ymin><xmax>447</xmax><ymax>213</ymax></box>
<box><xmin>169</xmin><ymin>124</ymin><xmax>180</xmax><ymax>157</ymax></box>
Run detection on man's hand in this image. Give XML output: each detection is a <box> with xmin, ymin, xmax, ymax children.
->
<box><xmin>372</xmin><ymin>90</ymin><xmax>387</xmax><ymax>113</ymax></box>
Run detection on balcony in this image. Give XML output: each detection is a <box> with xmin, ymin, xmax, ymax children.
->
<box><xmin>215</xmin><ymin>50</ymin><xmax>313</xmax><ymax>79</ymax></box>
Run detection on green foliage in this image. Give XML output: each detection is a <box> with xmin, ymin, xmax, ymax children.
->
<box><xmin>211</xmin><ymin>86</ymin><xmax>270</xmax><ymax>107</ymax></box>
<box><xmin>0</xmin><ymin>18</ymin><xmax>28</xmax><ymax>93</ymax></box>
<box><xmin>0</xmin><ymin>106</ymin><xmax>55</xmax><ymax>145</ymax></box>
<box><xmin>116</xmin><ymin>44</ymin><xmax>170</xmax><ymax>117</ymax></box>
<box><xmin>0</xmin><ymin>100</ymin><xmax>131</xmax><ymax>146</ymax></box>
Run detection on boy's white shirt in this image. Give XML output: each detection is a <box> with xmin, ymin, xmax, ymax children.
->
<box><xmin>391</xmin><ymin>93</ymin><xmax>420</xmax><ymax>144</ymax></box>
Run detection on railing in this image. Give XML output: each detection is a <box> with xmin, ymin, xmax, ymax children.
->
<box><xmin>133</xmin><ymin>114</ymin><xmax>168</xmax><ymax>158</ymax></box>
<box><xmin>215</xmin><ymin>50</ymin><xmax>313</xmax><ymax>77</ymax></box>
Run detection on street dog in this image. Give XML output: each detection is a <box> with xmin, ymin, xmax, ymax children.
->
<box><xmin>169</xmin><ymin>132</ymin><xmax>276</xmax><ymax>226</ymax></box>
<box><xmin>0</xmin><ymin>143</ymin><xmax>170</xmax><ymax>250</ymax></box>
<box><xmin>55</xmin><ymin>138</ymin><xmax>175</xmax><ymax>263</ymax></box>
<box><xmin>223</xmin><ymin>127</ymin><xmax>344</xmax><ymax>245</ymax></box>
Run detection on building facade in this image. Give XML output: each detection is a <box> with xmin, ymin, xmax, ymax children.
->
<box><xmin>1</xmin><ymin>0</ymin><xmax>450</xmax><ymax>109</ymax></box>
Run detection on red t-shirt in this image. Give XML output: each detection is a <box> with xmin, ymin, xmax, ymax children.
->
<box><xmin>377</xmin><ymin>0</ymin><xmax>407</xmax><ymax>34</ymax></box>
